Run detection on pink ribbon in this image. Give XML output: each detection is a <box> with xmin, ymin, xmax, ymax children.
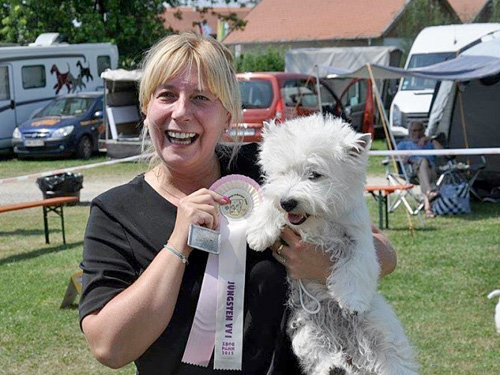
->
<box><xmin>181</xmin><ymin>253</ymin><xmax>218</xmax><ymax>366</ymax></box>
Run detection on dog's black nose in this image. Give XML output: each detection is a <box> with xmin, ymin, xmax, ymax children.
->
<box><xmin>280</xmin><ymin>198</ymin><xmax>298</xmax><ymax>212</ymax></box>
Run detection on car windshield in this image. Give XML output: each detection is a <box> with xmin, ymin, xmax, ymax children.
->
<box><xmin>401</xmin><ymin>52</ymin><xmax>456</xmax><ymax>91</ymax></box>
<box><xmin>36</xmin><ymin>97</ymin><xmax>95</xmax><ymax>117</ymax></box>
<box><xmin>239</xmin><ymin>80</ymin><xmax>273</xmax><ymax>109</ymax></box>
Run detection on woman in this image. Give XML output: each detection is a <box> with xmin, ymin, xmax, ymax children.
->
<box><xmin>397</xmin><ymin>120</ymin><xmax>443</xmax><ymax>218</ymax></box>
<box><xmin>79</xmin><ymin>33</ymin><xmax>396</xmax><ymax>374</ymax></box>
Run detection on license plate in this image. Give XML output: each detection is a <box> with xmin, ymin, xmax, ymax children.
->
<box><xmin>24</xmin><ymin>139</ymin><xmax>44</xmax><ymax>147</ymax></box>
<box><xmin>228</xmin><ymin>128</ymin><xmax>256</xmax><ymax>137</ymax></box>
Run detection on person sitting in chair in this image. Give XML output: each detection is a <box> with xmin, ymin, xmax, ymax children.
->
<box><xmin>397</xmin><ymin>121</ymin><xmax>443</xmax><ymax>218</ymax></box>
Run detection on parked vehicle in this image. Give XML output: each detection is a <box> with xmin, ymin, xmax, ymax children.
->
<box><xmin>389</xmin><ymin>23</ymin><xmax>500</xmax><ymax>139</ymax></box>
<box><xmin>12</xmin><ymin>92</ymin><xmax>104</xmax><ymax>159</ymax></box>
<box><xmin>224</xmin><ymin>72</ymin><xmax>347</xmax><ymax>143</ymax></box>
<box><xmin>285</xmin><ymin>46</ymin><xmax>402</xmax><ymax>138</ymax></box>
<box><xmin>100</xmin><ymin>69</ymin><xmax>143</xmax><ymax>159</ymax></box>
<box><xmin>0</xmin><ymin>33</ymin><xmax>118</xmax><ymax>154</ymax></box>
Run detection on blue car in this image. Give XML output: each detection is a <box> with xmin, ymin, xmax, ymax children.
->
<box><xmin>12</xmin><ymin>92</ymin><xmax>104</xmax><ymax>159</ymax></box>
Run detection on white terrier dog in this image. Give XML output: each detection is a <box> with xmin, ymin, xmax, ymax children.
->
<box><xmin>246</xmin><ymin>114</ymin><xmax>418</xmax><ymax>375</ymax></box>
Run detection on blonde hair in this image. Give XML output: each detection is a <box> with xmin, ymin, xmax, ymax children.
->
<box><xmin>139</xmin><ymin>32</ymin><xmax>241</xmax><ymax>166</ymax></box>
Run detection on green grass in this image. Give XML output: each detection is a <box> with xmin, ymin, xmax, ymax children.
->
<box><xmin>374</xmin><ymin>201</ymin><xmax>500</xmax><ymax>375</ymax></box>
<box><xmin>1</xmin><ymin>158</ymin><xmax>500</xmax><ymax>374</ymax></box>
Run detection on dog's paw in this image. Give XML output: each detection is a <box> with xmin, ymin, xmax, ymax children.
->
<box><xmin>246</xmin><ymin>206</ymin><xmax>282</xmax><ymax>251</ymax></box>
<box><xmin>246</xmin><ymin>228</ymin><xmax>275</xmax><ymax>251</ymax></box>
<box><xmin>289</xmin><ymin>317</ymin><xmax>305</xmax><ymax>331</ymax></box>
<box><xmin>337</xmin><ymin>294</ymin><xmax>371</xmax><ymax>315</ymax></box>
<box><xmin>328</xmin><ymin>278</ymin><xmax>373</xmax><ymax>314</ymax></box>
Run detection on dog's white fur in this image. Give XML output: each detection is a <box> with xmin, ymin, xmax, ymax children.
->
<box><xmin>487</xmin><ymin>290</ymin><xmax>500</xmax><ymax>333</ymax></box>
<box><xmin>246</xmin><ymin>114</ymin><xmax>418</xmax><ymax>375</ymax></box>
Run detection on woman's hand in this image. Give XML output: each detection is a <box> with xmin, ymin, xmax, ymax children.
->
<box><xmin>418</xmin><ymin>136</ymin><xmax>431</xmax><ymax>148</ymax></box>
<box><xmin>169</xmin><ymin>189</ymin><xmax>230</xmax><ymax>255</ymax></box>
<box><xmin>270</xmin><ymin>225</ymin><xmax>396</xmax><ymax>283</ymax></box>
<box><xmin>271</xmin><ymin>227</ymin><xmax>332</xmax><ymax>283</ymax></box>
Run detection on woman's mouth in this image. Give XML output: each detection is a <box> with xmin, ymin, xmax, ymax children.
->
<box><xmin>166</xmin><ymin>131</ymin><xmax>198</xmax><ymax>145</ymax></box>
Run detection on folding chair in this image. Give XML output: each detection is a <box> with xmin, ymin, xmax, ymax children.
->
<box><xmin>436</xmin><ymin>155</ymin><xmax>486</xmax><ymax>201</ymax></box>
<box><xmin>382</xmin><ymin>157</ymin><xmax>425</xmax><ymax>216</ymax></box>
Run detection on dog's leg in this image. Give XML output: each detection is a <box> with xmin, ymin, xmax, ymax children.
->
<box><xmin>246</xmin><ymin>198</ymin><xmax>285</xmax><ymax>251</ymax></box>
<box><xmin>357</xmin><ymin>294</ymin><xmax>418</xmax><ymax>375</ymax></box>
<box><xmin>292</xmin><ymin>332</ymin><xmax>349</xmax><ymax>375</ymax></box>
<box><xmin>289</xmin><ymin>307</ymin><xmax>350</xmax><ymax>375</ymax></box>
<box><xmin>327</xmin><ymin>207</ymin><xmax>379</xmax><ymax>314</ymax></box>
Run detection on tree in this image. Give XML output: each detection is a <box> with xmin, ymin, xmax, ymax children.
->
<box><xmin>0</xmin><ymin>0</ymin><xmax>253</xmax><ymax>68</ymax></box>
<box><xmin>235</xmin><ymin>46</ymin><xmax>286</xmax><ymax>73</ymax></box>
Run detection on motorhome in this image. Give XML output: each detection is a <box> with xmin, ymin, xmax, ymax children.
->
<box><xmin>389</xmin><ymin>23</ymin><xmax>500</xmax><ymax>140</ymax></box>
<box><xmin>0</xmin><ymin>33</ymin><xmax>118</xmax><ymax>153</ymax></box>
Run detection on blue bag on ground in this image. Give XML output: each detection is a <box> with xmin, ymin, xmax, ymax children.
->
<box><xmin>432</xmin><ymin>181</ymin><xmax>471</xmax><ymax>215</ymax></box>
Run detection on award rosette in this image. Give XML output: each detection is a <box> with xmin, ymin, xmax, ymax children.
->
<box><xmin>182</xmin><ymin>175</ymin><xmax>262</xmax><ymax>370</ymax></box>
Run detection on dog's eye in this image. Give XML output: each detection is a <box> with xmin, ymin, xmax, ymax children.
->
<box><xmin>308</xmin><ymin>171</ymin><xmax>322</xmax><ymax>180</ymax></box>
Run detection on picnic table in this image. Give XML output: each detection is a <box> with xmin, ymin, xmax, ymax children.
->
<box><xmin>0</xmin><ymin>196</ymin><xmax>79</xmax><ymax>244</ymax></box>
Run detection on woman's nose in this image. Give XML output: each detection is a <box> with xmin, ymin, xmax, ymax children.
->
<box><xmin>171</xmin><ymin>95</ymin><xmax>192</xmax><ymax>122</ymax></box>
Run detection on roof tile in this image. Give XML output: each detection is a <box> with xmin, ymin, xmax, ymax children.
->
<box><xmin>447</xmin><ymin>0</ymin><xmax>489</xmax><ymax>22</ymax></box>
<box><xmin>224</xmin><ymin>0</ymin><xmax>408</xmax><ymax>44</ymax></box>
<box><xmin>163</xmin><ymin>7</ymin><xmax>250</xmax><ymax>34</ymax></box>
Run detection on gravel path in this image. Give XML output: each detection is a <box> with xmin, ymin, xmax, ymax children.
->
<box><xmin>0</xmin><ymin>173</ymin><xmax>388</xmax><ymax>206</ymax></box>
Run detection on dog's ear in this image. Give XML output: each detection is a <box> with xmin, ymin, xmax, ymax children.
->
<box><xmin>263</xmin><ymin>119</ymin><xmax>278</xmax><ymax>134</ymax></box>
<box><xmin>348</xmin><ymin>133</ymin><xmax>372</xmax><ymax>157</ymax></box>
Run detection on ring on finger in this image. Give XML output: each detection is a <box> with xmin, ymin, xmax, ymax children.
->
<box><xmin>276</xmin><ymin>243</ymin><xmax>284</xmax><ymax>256</ymax></box>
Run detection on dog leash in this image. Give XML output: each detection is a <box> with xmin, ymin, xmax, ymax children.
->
<box><xmin>299</xmin><ymin>280</ymin><xmax>321</xmax><ymax>314</ymax></box>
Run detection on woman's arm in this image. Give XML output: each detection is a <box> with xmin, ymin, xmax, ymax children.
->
<box><xmin>82</xmin><ymin>247</ymin><xmax>189</xmax><ymax>369</ymax></box>
<box><xmin>81</xmin><ymin>189</ymin><xmax>229</xmax><ymax>369</ymax></box>
<box><xmin>371</xmin><ymin>224</ymin><xmax>397</xmax><ymax>277</ymax></box>
<box><xmin>271</xmin><ymin>224</ymin><xmax>396</xmax><ymax>283</ymax></box>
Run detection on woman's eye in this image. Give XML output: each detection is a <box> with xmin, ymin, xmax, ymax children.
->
<box><xmin>193</xmin><ymin>94</ymin><xmax>210</xmax><ymax>101</ymax></box>
<box><xmin>308</xmin><ymin>171</ymin><xmax>322</xmax><ymax>180</ymax></box>
<box><xmin>159</xmin><ymin>91</ymin><xmax>176</xmax><ymax>100</ymax></box>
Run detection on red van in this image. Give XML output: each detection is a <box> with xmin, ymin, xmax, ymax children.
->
<box><xmin>224</xmin><ymin>72</ymin><xmax>349</xmax><ymax>143</ymax></box>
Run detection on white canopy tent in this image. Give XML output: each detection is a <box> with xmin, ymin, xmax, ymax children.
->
<box><xmin>286</xmin><ymin>47</ymin><xmax>402</xmax><ymax>122</ymax></box>
<box><xmin>285</xmin><ymin>46</ymin><xmax>401</xmax><ymax>76</ymax></box>
<box><xmin>317</xmin><ymin>39</ymin><xmax>500</xmax><ymax>187</ymax></box>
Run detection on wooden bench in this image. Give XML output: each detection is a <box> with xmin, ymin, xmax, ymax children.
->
<box><xmin>0</xmin><ymin>196</ymin><xmax>79</xmax><ymax>244</ymax></box>
<box><xmin>365</xmin><ymin>184</ymin><xmax>414</xmax><ymax>229</ymax></box>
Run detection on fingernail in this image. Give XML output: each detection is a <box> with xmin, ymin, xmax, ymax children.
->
<box><xmin>222</xmin><ymin>196</ymin><xmax>231</xmax><ymax>204</ymax></box>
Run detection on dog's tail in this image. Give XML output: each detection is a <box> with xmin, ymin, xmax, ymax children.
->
<box><xmin>487</xmin><ymin>290</ymin><xmax>500</xmax><ymax>300</ymax></box>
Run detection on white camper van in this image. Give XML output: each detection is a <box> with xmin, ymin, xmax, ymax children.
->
<box><xmin>389</xmin><ymin>23</ymin><xmax>500</xmax><ymax>139</ymax></box>
<box><xmin>0</xmin><ymin>33</ymin><xmax>118</xmax><ymax>153</ymax></box>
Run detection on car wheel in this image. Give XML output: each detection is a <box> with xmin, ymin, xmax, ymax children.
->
<box><xmin>76</xmin><ymin>136</ymin><xmax>93</xmax><ymax>159</ymax></box>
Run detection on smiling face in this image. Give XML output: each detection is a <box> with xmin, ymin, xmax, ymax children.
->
<box><xmin>146</xmin><ymin>67</ymin><xmax>230</xmax><ymax>174</ymax></box>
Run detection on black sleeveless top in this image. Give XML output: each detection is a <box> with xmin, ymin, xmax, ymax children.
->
<box><xmin>79</xmin><ymin>143</ymin><xmax>302</xmax><ymax>375</ymax></box>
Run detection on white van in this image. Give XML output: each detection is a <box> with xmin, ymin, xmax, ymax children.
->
<box><xmin>0</xmin><ymin>33</ymin><xmax>118</xmax><ymax>154</ymax></box>
<box><xmin>389</xmin><ymin>23</ymin><xmax>500</xmax><ymax>139</ymax></box>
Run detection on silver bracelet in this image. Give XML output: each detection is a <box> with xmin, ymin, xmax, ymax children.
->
<box><xmin>164</xmin><ymin>244</ymin><xmax>189</xmax><ymax>265</ymax></box>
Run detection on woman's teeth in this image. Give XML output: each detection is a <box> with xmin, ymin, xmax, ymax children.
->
<box><xmin>167</xmin><ymin>131</ymin><xmax>197</xmax><ymax>145</ymax></box>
